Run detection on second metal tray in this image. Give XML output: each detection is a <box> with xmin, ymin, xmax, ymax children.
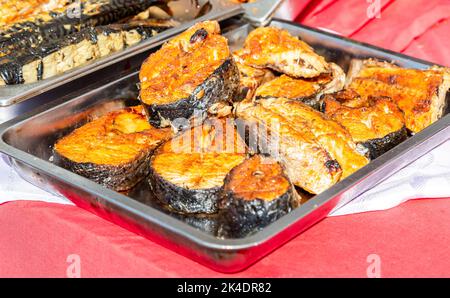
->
<box><xmin>0</xmin><ymin>18</ymin><xmax>449</xmax><ymax>273</ymax></box>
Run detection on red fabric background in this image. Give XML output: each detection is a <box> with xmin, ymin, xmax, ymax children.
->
<box><xmin>1</xmin><ymin>0</ymin><xmax>449</xmax><ymax>277</ymax></box>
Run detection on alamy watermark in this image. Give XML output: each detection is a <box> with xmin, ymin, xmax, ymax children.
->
<box><xmin>367</xmin><ymin>0</ymin><xmax>382</xmax><ymax>19</ymax></box>
<box><xmin>66</xmin><ymin>254</ymin><xmax>81</xmax><ymax>278</ymax></box>
<box><xmin>168</xmin><ymin>113</ymin><xmax>282</xmax><ymax>164</ymax></box>
<box><xmin>366</xmin><ymin>253</ymin><xmax>381</xmax><ymax>278</ymax></box>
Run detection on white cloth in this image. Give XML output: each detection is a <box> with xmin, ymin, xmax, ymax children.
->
<box><xmin>330</xmin><ymin>139</ymin><xmax>450</xmax><ymax>216</ymax></box>
<box><xmin>0</xmin><ymin>156</ymin><xmax>73</xmax><ymax>206</ymax></box>
<box><xmin>1</xmin><ymin>140</ymin><xmax>450</xmax><ymax>216</ymax></box>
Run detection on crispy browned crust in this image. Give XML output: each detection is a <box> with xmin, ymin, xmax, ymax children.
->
<box><xmin>222</xmin><ymin>155</ymin><xmax>292</xmax><ymax>201</ymax></box>
<box><xmin>255</xmin><ymin>63</ymin><xmax>345</xmax><ymax>109</ymax></box>
<box><xmin>218</xmin><ymin>155</ymin><xmax>298</xmax><ymax>238</ymax></box>
<box><xmin>346</xmin><ymin>59</ymin><xmax>450</xmax><ymax>133</ymax></box>
<box><xmin>139</xmin><ymin>21</ymin><xmax>239</xmax><ymax>127</ymax></box>
<box><xmin>258</xmin><ymin>98</ymin><xmax>369</xmax><ymax>179</ymax></box>
<box><xmin>323</xmin><ymin>93</ymin><xmax>407</xmax><ymax>159</ymax></box>
<box><xmin>149</xmin><ymin>117</ymin><xmax>248</xmax><ymax>214</ymax></box>
<box><xmin>235</xmin><ymin>100</ymin><xmax>345</xmax><ymax>194</ymax></box>
<box><xmin>54</xmin><ymin>106</ymin><xmax>173</xmax><ymax>191</ymax></box>
<box><xmin>234</xmin><ymin>26</ymin><xmax>330</xmax><ymax>78</ymax></box>
<box><xmin>0</xmin><ymin>0</ymin><xmax>69</xmax><ymax>27</ymax></box>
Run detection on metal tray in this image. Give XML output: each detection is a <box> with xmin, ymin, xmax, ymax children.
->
<box><xmin>0</xmin><ymin>0</ymin><xmax>284</xmax><ymax>124</ymax></box>
<box><xmin>0</xmin><ymin>18</ymin><xmax>449</xmax><ymax>273</ymax></box>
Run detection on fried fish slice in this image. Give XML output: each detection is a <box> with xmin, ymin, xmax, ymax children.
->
<box><xmin>139</xmin><ymin>21</ymin><xmax>239</xmax><ymax>127</ymax></box>
<box><xmin>254</xmin><ymin>63</ymin><xmax>345</xmax><ymax>109</ymax></box>
<box><xmin>218</xmin><ymin>155</ymin><xmax>298</xmax><ymax>238</ymax></box>
<box><xmin>235</xmin><ymin>100</ymin><xmax>342</xmax><ymax>194</ymax></box>
<box><xmin>149</xmin><ymin>117</ymin><xmax>247</xmax><ymax>214</ymax></box>
<box><xmin>259</xmin><ymin>98</ymin><xmax>369</xmax><ymax>179</ymax></box>
<box><xmin>234</xmin><ymin>26</ymin><xmax>330</xmax><ymax>78</ymax></box>
<box><xmin>346</xmin><ymin>59</ymin><xmax>450</xmax><ymax>133</ymax></box>
<box><xmin>323</xmin><ymin>92</ymin><xmax>407</xmax><ymax>159</ymax></box>
<box><xmin>54</xmin><ymin>106</ymin><xmax>173</xmax><ymax>191</ymax></box>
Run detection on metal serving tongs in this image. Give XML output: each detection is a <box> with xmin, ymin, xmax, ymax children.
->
<box><xmin>241</xmin><ymin>0</ymin><xmax>284</xmax><ymax>26</ymax></box>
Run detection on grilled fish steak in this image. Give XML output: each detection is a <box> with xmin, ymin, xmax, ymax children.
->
<box><xmin>149</xmin><ymin>117</ymin><xmax>247</xmax><ymax>214</ymax></box>
<box><xmin>254</xmin><ymin>63</ymin><xmax>345</xmax><ymax>109</ymax></box>
<box><xmin>260</xmin><ymin>98</ymin><xmax>369</xmax><ymax>178</ymax></box>
<box><xmin>139</xmin><ymin>21</ymin><xmax>240</xmax><ymax>127</ymax></box>
<box><xmin>236</xmin><ymin>101</ymin><xmax>341</xmax><ymax>194</ymax></box>
<box><xmin>54</xmin><ymin>106</ymin><xmax>173</xmax><ymax>191</ymax></box>
<box><xmin>218</xmin><ymin>155</ymin><xmax>298</xmax><ymax>238</ymax></box>
<box><xmin>346</xmin><ymin>59</ymin><xmax>450</xmax><ymax>133</ymax></box>
<box><xmin>0</xmin><ymin>20</ymin><xmax>173</xmax><ymax>85</ymax></box>
<box><xmin>236</xmin><ymin>98</ymin><xmax>369</xmax><ymax>194</ymax></box>
<box><xmin>323</xmin><ymin>92</ymin><xmax>407</xmax><ymax>159</ymax></box>
<box><xmin>234</xmin><ymin>26</ymin><xmax>330</xmax><ymax>78</ymax></box>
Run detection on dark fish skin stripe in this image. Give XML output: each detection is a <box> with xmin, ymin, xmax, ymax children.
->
<box><xmin>37</xmin><ymin>60</ymin><xmax>44</xmax><ymax>81</ymax></box>
<box><xmin>0</xmin><ymin>22</ymin><xmax>170</xmax><ymax>85</ymax></box>
<box><xmin>217</xmin><ymin>190</ymin><xmax>297</xmax><ymax>238</ymax></box>
<box><xmin>53</xmin><ymin>148</ymin><xmax>152</xmax><ymax>192</ymax></box>
<box><xmin>359</xmin><ymin>126</ymin><xmax>408</xmax><ymax>160</ymax></box>
<box><xmin>0</xmin><ymin>57</ymin><xmax>25</xmax><ymax>85</ymax></box>
<box><xmin>148</xmin><ymin>165</ymin><xmax>222</xmax><ymax>214</ymax></box>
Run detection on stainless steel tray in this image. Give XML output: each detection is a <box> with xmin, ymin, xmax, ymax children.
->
<box><xmin>0</xmin><ymin>0</ymin><xmax>252</xmax><ymax>124</ymax></box>
<box><xmin>0</xmin><ymin>18</ymin><xmax>449</xmax><ymax>273</ymax></box>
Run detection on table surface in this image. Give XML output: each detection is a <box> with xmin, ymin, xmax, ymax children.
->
<box><xmin>1</xmin><ymin>0</ymin><xmax>450</xmax><ymax>277</ymax></box>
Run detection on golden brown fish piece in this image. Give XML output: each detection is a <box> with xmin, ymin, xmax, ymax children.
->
<box><xmin>139</xmin><ymin>20</ymin><xmax>239</xmax><ymax>127</ymax></box>
<box><xmin>323</xmin><ymin>92</ymin><xmax>407</xmax><ymax>159</ymax></box>
<box><xmin>259</xmin><ymin>98</ymin><xmax>369</xmax><ymax>179</ymax></box>
<box><xmin>149</xmin><ymin>117</ymin><xmax>247</xmax><ymax>214</ymax></box>
<box><xmin>54</xmin><ymin>106</ymin><xmax>173</xmax><ymax>191</ymax></box>
<box><xmin>254</xmin><ymin>63</ymin><xmax>345</xmax><ymax>109</ymax></box>
<box><xmin>218</xmin><ymin>155</ymin><xmax>298</xmax><ymax>238</ymax></box>
<box><xmin>235</xmin><ymin>100</ymin><xmax>342</xmax><ymax>194</ymax></box>
<box><xmin>346</xmin><ymin>59</ymin><xmax>450</xmax><ymax>133</ymax></box>
<box><xmin>234</xmin><ymin>26</ymin><xmax>330</xmax><ymax>78</ymax></box>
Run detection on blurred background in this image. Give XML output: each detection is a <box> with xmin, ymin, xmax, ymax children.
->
<box><xmin>277</xmin><ymin>0</ymin><xmax>449</xmax><ymax>66</ymax></box>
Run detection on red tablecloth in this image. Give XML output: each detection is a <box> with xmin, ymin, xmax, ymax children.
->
<box><xmin>1</xmin><ymin>0</ymin><xmax>449</xmax><ymax>277</ymax></box>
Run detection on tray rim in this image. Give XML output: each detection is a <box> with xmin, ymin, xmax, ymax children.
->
<box><xmin>0</xmin><ymin>18</ymin><xmax>449</xmax><ymax>252</ymax></box>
